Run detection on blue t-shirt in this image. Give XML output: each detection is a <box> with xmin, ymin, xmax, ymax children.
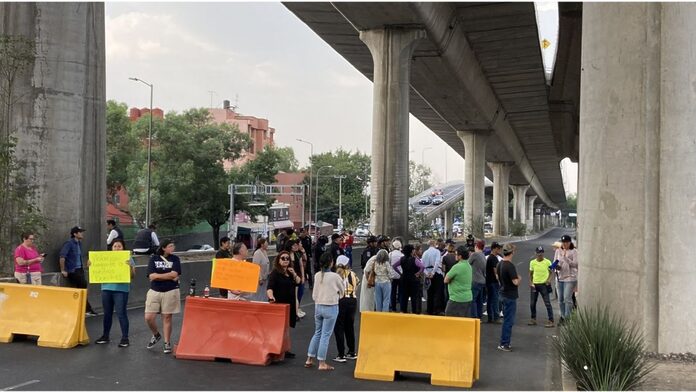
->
<box><xmin>147</xmin><ymin>254</ymin><xmax>182</xmax><ymax>292</ymax></box>
<box><xmin>101</xmin><ymin>257</ymin><xmax>136</xmax><ymax>292</ymax></box>
<box><xmin>59</xmin><ymin>239</ymin><xmax>83</xmax><ymax>272</ymax></box>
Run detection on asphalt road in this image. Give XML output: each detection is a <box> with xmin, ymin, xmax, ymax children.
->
<box><xmin>410</xmin><ymin>182</ymin><xmax>464</xmax><ymax>217</ymax></box>
<box><xmin>0</xmin><ymin>229</ymin><xmax>571</xmax><ymax>391</ymax></box>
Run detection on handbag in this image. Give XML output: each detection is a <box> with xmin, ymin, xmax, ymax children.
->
<box><xmin>367</xmin><ymin>269</ymin><xmax>376</xmax><ymax>288</ymax></box>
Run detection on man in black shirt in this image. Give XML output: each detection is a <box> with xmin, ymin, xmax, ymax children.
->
<box><xmin>329</xmin><ymin>233</ymin><xmax>344</xmax><ymax>261</ymax></box>
<box><xmin>361</xmin><ymin>236</ymin><xmax>379</xmax><ymax>270</ymax></box>
<box><xmin>486</xmin><ymin>242</ymin><xmax>503</xmax><ymax>324</ymax></box>
<box><xmin>215</xmin><ymin>236</ymin><xmax>232</xmax><ymax>298</ymax></box>
<box><xmin>497</xmin><ymin>243</ymin><xmax>520</xmax><ymax>352</ymax></box>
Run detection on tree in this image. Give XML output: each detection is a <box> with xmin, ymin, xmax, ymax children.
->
<box><xmin>0</xmin><ymin>34</ymin><xmax>46</xmax><ymax>275</ymax></box>
<box><xmin>308</xmin><ymin>149</ymin><xmax>371</xmax><ymax>228</ymax></box>
<box><xmin>106</xmin><ymin>100</ymin><xmax>139</xmax><ymax>215</ymax></box>
<box><xmin>124</xmin><ymin>108</ymin><xmax>252</xmax><ymax>245</ymax></box>
<box><xmin>275</xmin><ymin>146</ymin><xmax>299</xmax><ymax>172</ymax></box>
<box><xmin>409</xmin><ymin>160</ymin><xmax>432</xmax><ymax>197</ymax></box>
<box><xmin>565</xmin><ymin>193</ymin><xmax>577</xmax><ymax>210</ymax></box>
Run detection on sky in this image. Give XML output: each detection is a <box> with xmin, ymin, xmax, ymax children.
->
<box><xmin>105</xmin><ymin>1</ymin><xmax>578</xmax><ymax>195</ymax></box>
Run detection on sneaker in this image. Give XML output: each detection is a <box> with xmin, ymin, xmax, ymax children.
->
<box><xmin>284</xmin><ymin>351</ymin><xmax>296</xmax><ymax>358</ymax></box>
<box><xmin>146</xmin><ymin>333</ymin><xmax>161</xmax><ymax>349</ymax></box>
<box><xmin>297</xmin><ymin>309</ymin><xmax>306</xmax><ymax>318</ymax></box>
<box><xmin>95</xmin><ymin>335</ymin><xmax>109</xmax><ymax>344</ymax></box>
<box><xmin>118</xmin><ymin>338</ymin><xmax>130</xmax><ymax>347</ymax></box>
<box><xmin>495</xmin><ymin>318</ymin><xmax>503</xmax><ymax>324</ymax></box>
<box><xmin>528</xmin><ymin>319</ymin><xmax>537</xmax><ymax>326</ymax></box>
<box><xmin>163</xmin><ymin>342</ymin><xmax>172</xmax><ymax>354</ymax></box>
<box><xmin>86</xmin><ymin>310</ymin><xmax>99</xmax><ymax>317</ymax></box>
<box><xmin>545</xmin><ymin>320</ymin><xmax>555</xmax><ymax>328</ymax></box>
<box><xmin>497</xmin><ymin>345</ymin><xmax>512</xmax><ymax>352</ymax></box>
<box><xmin>345</xmin><ymin>352</ymin><xmax>358</xmax><ymax>360</ymax></box>
<box><xmin>332</xmin><ymin>356</ymin><xmax>347</xmax><ymax>363</ymax></box>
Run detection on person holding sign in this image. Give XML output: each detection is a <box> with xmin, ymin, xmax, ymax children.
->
<box><xmin>267</xmin><ymin>250</ymin><xmax>301</xmax><ymax>358</ymax></box>
<box><xmin>227</xmin><ymin>242</ymin><xmax>249</xmax><ymax>300</ymax></box>
<box><xmin>145</xmin><ymin>239</ymin><xmax>182</xmax><ymax>354</ymax></box>
<box><xmin>91</xmin><ymin>239</ymin><xmax>136</xmax><ymax>347</ymax></box>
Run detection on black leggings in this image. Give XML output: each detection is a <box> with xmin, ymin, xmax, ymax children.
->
<box><xmin>400</xmin><ymin>279</ymin><xmax>422</xmax><ymax>314</ymax></box>
<box><xmin>66</xmin><ymin>268</ymin><xmax>94</xmax><ymax>313</ymax></box>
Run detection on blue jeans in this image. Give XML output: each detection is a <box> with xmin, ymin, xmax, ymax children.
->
<box><xmin>558</xmin><ymin>281</ymin><xmax>577</xmax><ymax>319</ymax></box>
<box><xmin>470</xmin><ymin>283</ymin><xmax>486</xmax><ymax>318</ymax></box>
<box><xmin>101</xmin><ymin>290</ymin><xmax>129</xmax><ymax>338</ymax></box>
<box><xmin>307</xmin><ymin>304</ymin><xmax>338</xmax><ymax>361</ymax></box>
<box><xmin>486</xmin><ymin>282</ymin><xmax>500</xmax><ymax>322</ymax></box>
<box><xmin>298</xmin><ymin>282</ymin><xmax>305</xmax><ymax>303</ymax></box>
<box><xmin>500</xmin><ymin>297</ymin><xmax>517</xmax><ymax>347</ymax></box>
<box><xmin>374</xmin><ymin>282</ymin><xmax>391</xmax><ymax>312</ymax></box>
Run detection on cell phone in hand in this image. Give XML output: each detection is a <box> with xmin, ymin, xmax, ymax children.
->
<box><xmin>41</xmin><ymin>253</ymin><xmax>47</xmax><ymax>257</ymax></box>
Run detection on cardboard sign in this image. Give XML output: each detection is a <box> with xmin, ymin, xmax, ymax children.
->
<box><xmin>88</xmin><ymin>251</ymin><xmax>132</xmax><ymax>284</ymax></box>
<box><xmin>211</xmin><ymin>258</ymin><xmax>260</xmax><ymax>293</ymax></box>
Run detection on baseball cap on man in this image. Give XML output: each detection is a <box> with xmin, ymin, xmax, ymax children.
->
<box><xmin>561</xmin><ymin>234</ymin><xmax>572</xmax><ymax>242</ymax></box>
<box><xmin>366</xmin><ymin>235</ymin><xmax>377</xmax><ymax>243</ymax></box>
<box><xmin>70</xmin><ymin>226</ymin><xmax>86</xmax><ymax>235</ymax></box>
<box><xmin>331</xmin><ymin>233</ymin><xmax>341</xmax><ymax>241</ymax></box>
<box><xmin>535</xmin><ymin>246</ymin><xmax>544</xmax><ymax>253</ymax></box>
<box><xmin>502</xmin><ymin>243</ymin><xmax>515</xmax><ymax>256</ymax></box>
<box><xmin>491</xmin><ymin>241</ymin><xmax>502</xmax><ymax>249</ymax></box>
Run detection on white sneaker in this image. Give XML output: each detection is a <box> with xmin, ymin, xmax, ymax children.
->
<box><xmin>297</xmin><ymin>309</ymin><xmax>306</xmax><ymax>318</ymax></box>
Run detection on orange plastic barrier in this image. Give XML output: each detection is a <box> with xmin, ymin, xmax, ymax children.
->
<box><xmin>355</xmin><ymin>311</ymin><xmax>480</xmax><ymax>388</ymax></box>
<box><xmin>0</xmin><ymin>283</ymin><xmax>89</xmax><ymax>348</ymax></box>
<box><xmin>175</xmin><ymin>297</ymin><xmax>290</xmax><ymax>365</ymax></box>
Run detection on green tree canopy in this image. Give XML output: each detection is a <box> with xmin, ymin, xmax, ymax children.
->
<box><xmin>409</xmin><ymin>160</ymin><xmax>433</xmax><ymax>197</ymax></box>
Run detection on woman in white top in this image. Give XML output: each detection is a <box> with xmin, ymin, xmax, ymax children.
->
<box><xmin>305</xmin><ymin>251</ymin><xmax>344</xmax><ymax>371</ymax></box>
<box><xmin>364</xmin><ymin>249</ymin><xmax>391</xmax><ymax>312</ymax></box>
<box><xmin>359</xmin><ymin>253</ymin><xmax>376</xmax><ymax>313</ymax></box>
<box><xmin>250</xmin><ymin>238</ymin><xmax>270</xmax><ymax>301</ymax></box>
<box><xmin>554</xmin><ymin>235</ymin><xmax>578</xmax><ymax>322</ymax></box>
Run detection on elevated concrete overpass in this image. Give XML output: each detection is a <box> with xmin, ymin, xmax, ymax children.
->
<box><xmin>284</xmin><ymin>2</ymin><xmax>570</xmax><ymax>239</ymax></box>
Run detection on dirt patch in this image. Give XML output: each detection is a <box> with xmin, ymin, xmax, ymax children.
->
<box><xmin>639</xmin><ymin>360</ymin><xmax>696</xmax><ymax>391</ymax></box>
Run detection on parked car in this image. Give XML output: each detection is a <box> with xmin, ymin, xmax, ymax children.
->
<box><xmin>432</xmin><ymin>195</ymin><xmax>444</xmax><ymax>205</ymax></box>
<box><xmin>419</xmin><ymin>196</ymin><xmax>433</xmax><ymax>205</ymax></box>
<box><xmin>187</xmin><ymin>244</ymin><xmax>214</xmax><ymax>252</ymax></box>
<box><xmin>355</xmin><ymin>224</ymin><xmax>370</xmax><ymax>236</ymax></box>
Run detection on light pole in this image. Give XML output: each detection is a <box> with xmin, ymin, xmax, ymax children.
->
<box><xmin>315</xmin><ymin>165</ymin><xmax>333</xmax><ymax>235</ymax></box>
<box><xmin>129</xmin><ymin>77</ymin><xmax>154</xmax><ymax>226</ymax></box>
<box><xmin>334</xmin><ymin>175</ymin><xmax>347</xmax><ymax>228</ymax></box>
<box><xmin>297</xmin><ymin>138</ymin><xmax>313</xmax><ymax>235</ymax></box>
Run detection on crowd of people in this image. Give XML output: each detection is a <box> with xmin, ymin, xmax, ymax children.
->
<box><xmin>11</xmin><ymin>221</ymin><xmax>578</xmax><ymax>362</ymax></box>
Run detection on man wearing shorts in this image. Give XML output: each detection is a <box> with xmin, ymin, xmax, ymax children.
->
<box><xmin>144</xmin><ymin>239</ymin><xmax>182</xmax><ymax>354</ymax></box>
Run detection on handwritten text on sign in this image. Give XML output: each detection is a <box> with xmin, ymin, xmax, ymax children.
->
<box><xmin>211</xmin><ymin>259</ymin><xmax>260</xmax><ymax>292</ymax></box>
<box><xmin>89</xmin><ymin>251</ymin><xmax>132</xmax><ymax>284</ymax></box>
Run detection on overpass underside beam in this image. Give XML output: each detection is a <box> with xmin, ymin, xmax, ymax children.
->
<box><xmin>362</xmin><ymin>27</ymin><xmax>426</xmax><ymax>239</ymax></box>
<box><xmin>579</xmin><ymin>2</ymin><xmax>696</xmax><ymax>353</ymax></box>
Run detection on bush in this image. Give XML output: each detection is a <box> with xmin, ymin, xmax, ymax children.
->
<box><xmin>553</xmin><ymin>306</ymin><xmax>655</xmax><ymax>391</ymax></box>
<box><xmin>510</xmin><ymin>219</ymin><xmax>527</xmax><ymax>236</ymax></box>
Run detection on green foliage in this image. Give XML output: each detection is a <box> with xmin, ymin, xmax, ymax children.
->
<box><xmin>106</xmin><ymin>101</ymin><xmax>139</xmax><ymax>196</ymax></box>
<box><xmin>409</xmin><ymin>160</ymin><xmax>432</xmax><ymax>197</ymax></box>
<box><xmin>0</xmin><ymin>35</ymin><xmax>46</xmax><ymax>274</ymax></box>
<box><xmin>274</xmin><ymin>146</ymin><xmax>299</xmax><ymax>172</ymax></box>
<box><xmin>553</xmin><ymin>306</ymin><xmax>655</xmax><ymax>391</ymax></box>
<box><xmin>409</xmin><ymin>212</ymin><xmax>431</xmax><ymax>240</ymax></box>
<box><xmin>565</xmin><ymin>192</ymin><xmax>577</xmax><ymax>210</ymax></box>
<box><xmin>510</xmin><ymin>219</ymin><xmax>527</xmax><ymax>236</ymax></box>
<box><xmin>309</xmin><ymin>149</ymin><xmax>371</xmax><ymax>228</ymax></box>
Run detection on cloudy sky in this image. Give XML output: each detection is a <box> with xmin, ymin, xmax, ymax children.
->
<box><xmin>105</xmin><ymin>1</ymin><xmax>578</xmax><ymax>195</ymax></box>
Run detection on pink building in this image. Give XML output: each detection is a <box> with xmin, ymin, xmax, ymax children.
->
<box><xmin>209</xmin><ymin>100</ymin><xmax>275</xmax><ymax>170</ymax></box>
<box><xmin>274</xmin><ymin>172</ymin><xmax>307</xmax><ymax>228</ymax></box>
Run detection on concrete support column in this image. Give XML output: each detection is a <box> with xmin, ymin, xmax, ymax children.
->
<box><xmin>533</xmin><ymin>207</ymin><xmax>540</xmax><ymax>232</ymax></box>
<box><xmin>457</xmin><ymin>130</ymin><xmax>490</xmax><ymax>237</ymax></box>
<box><xmin>579</xmin><ymin>2</ymin><xmax>696</xmax><ymax>353</ymax></box>
<box><xmin>510</xmin><ymin>184</ymin><xmax>529</xmax><ymax>224</ymax></box>
<box><xmin>526</xmin><ymin>195</ymin><xmax>537</xmax><ymax>232</ymax></box>
<box><xmin>361</xmin><ymin>27</ymin><xmax>425</xmax><ymax>239</ymax></box>
<box><xmin>488</xmin><ymin>162</ymin><xmax>513</xmax><ymax>237</ymax></box>
<box><xmin>444</xmin><ymin>208</ymin><xmax>453</xmax><ymax>239</ymax></box>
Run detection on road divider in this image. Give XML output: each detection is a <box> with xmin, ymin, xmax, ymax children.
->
<box><xmin>0</xmin><ymin>283</ymin><xmax>89</xmax><ymax>348</ymax></box>
<box><xmin>354</xmin><ymin>311</ymin><xmax>480</xmax><ymax>388</ymax></box>
<box><xmin>175</xmin><ymin>297</ymin><xmax>290</xmax><ymax>365</ymax></box>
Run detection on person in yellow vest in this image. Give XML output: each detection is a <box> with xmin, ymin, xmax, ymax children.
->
<box><xmin>528</xmin><ymin>246</ymin><xmax>554</xmax><ymax>327</ymax></box>
<box><xmin>332</xmin><ymin>255</ymin><xmax>359</xmax><ymax>363</ymax></box>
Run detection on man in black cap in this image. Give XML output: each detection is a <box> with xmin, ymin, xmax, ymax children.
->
<box><xmin>329</xmin><ymin>233</ymin><xmax>344</xmax><ymax>261</ymax></box>
<box><xmin>361</xmin><ymin>235</ymin><xmax>379</xmax><ymax>270</ymax></box>
<box><xmin>59</xmin><ymin>226</ymin><xmax>97</xmax><ymax>316</ymax></box>
<box><xmin>528</xmin><ymin>246</ymin><xmax>554</xmax><ymax>328</ymax></box>
<box><xmin>497</xmin><ymin>243</ymin><xmax>520</xmax><ymax>352</ymax></box>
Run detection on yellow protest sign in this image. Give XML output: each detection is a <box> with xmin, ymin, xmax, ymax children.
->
<box><xmin>88</xmin><ymin>251</ymin><xmax>132</xmax><ymax>284</ymax></box>
<box><xmin>211</xmin><ymin>258</ymin><xmax>260</xmax><ymax>293</ymax></box>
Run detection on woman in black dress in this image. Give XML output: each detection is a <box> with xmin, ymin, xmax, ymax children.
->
<box><xmin>267</xmin><ymin>250</ymin><xmax>301</xmax><ymax>357</ymax></box>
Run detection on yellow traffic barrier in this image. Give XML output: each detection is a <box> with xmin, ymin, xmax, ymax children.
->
<box><xmin>355</xmin><ymin>311</ymin><xmax>480</xmax><ymax>388</ymax></box>
<box><xmin>0</xmin><ymin>283</ymin><xmax>89</xmax><ymax>348</ymax></box>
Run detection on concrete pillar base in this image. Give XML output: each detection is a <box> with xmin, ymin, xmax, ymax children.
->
<box><xmin>526</xmin><ymin>195</ymin><xmax>537</xmax><ymax>233</ymax></box>
<box><xmin>458</xmin><ymin>130</ymin><xmax>490</xmax><ymax>238</ymax></box>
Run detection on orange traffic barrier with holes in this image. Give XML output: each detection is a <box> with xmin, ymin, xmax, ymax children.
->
<box><xmin>355</xmin><ymin>311</ymin><xmax>480</xmax><ymax>388</ymax></box>
<box><xmin>0</xmin><ymin>283</ymin><xmax>89</xmax><ymax>348</ymax></box>
<box><xmin>175</xmin><ymin>296</ymin><xmax>290</xmax><ymax>365</ymax></box>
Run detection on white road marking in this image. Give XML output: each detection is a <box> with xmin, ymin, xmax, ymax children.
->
<box><xmin>1</xmin><ymin>380</ymin><xmax>40</xmax><ymax>391</ymax></box>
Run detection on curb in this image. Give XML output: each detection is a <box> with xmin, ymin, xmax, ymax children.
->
<box><xmin>560</xmin><ymin>359</ymin><xmax>577</xmax><ymax>391</ymax></box>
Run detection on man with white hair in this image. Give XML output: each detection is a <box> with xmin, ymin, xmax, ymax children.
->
<box><xmin>388</xmin><ymin>239</ymin><xmax>404</xmax><ymax>312</ymax></box>
<box><xmin>422</xmin><ymin>239</ymin><xmax>445</xmax><ymax>315</ymax></box>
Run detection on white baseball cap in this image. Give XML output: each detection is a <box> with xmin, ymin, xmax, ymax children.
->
<box><xmin>336</xmin><ymin>255</ymin><xmax>350</xmax><ymax>267</ymax></box>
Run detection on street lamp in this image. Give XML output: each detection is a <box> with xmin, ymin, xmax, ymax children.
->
<box><xmin>296</xmin><ymin>138</ymin><xmax>313</xmax><ymax>235</ymax></box>
<box><xmin>315</xmin><ymin>165</ymin><xmax>333</xmax><ymax>235</ymax></box>
<box><xmin>334</xmin><ymin>175</ymin><xmax>347</xmax><ymax>228</ymax></box>
<box><xmin>129</xmin><ymin>77</ymin><xmax>154</xmax><ymax>226</ymax></box>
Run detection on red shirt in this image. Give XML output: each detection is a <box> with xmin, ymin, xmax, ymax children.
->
<box><xmin>14</xmin><ymin>245</ymin><xmax>42</xmax><ymax>273</ymax></box>
<box><xmin>344</xmin><ymin>235</ymin><xmax>354</xmax><ymax>247</ymax></box>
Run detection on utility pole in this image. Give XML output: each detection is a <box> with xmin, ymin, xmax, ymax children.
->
<box><xmin>334</xmin><ymin>175</ymin><xmax>347</xmax><ymax>225</ymax></box>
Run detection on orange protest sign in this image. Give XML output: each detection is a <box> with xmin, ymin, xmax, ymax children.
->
<box><xmin>211</xmin><ymin>259</ymin><xmax>260</xmax><ymax>293</ymax></box>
